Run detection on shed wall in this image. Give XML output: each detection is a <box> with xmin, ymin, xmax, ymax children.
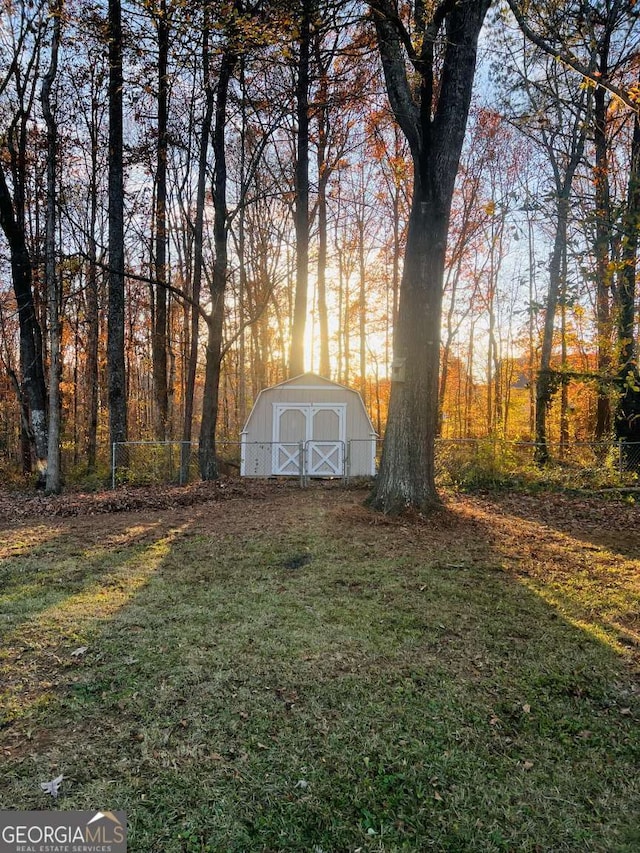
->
<box><xmin>246</xmin><ymin>387</ymin><xmax>373</xmax><ymax>444</ymax></box>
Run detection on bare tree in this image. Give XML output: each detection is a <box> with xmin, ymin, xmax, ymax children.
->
<box><xmin>0</xmin><ymin>1</ymin><xmax>49</xmax><ymax>474</ymax></box>
<box><xmin>289</xmin><ymin>0</ymin><xmax>311</xmax><ymax>377</ymax></box>
<box><xmin>42</xmin><ymin>0</ymin><xmax>63</xmax><ymax>492</ymax></box>
<box><xmin>107</xmin><ymin>0</ymin><xmax>128</xmax><ymax>447</ymax></box>
<box><xmin>198</xmin><ymin>23</ymin><xmax>240</xmax><ymax>479</ymax></box>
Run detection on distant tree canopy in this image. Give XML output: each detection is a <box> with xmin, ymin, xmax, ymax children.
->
<box><xmin>0</xmin><ymin>0</ymin><xmax>638</xmax><ymax>500</ymax></box>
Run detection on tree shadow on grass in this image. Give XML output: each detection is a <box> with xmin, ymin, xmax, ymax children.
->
<box><xmin>0</xmin><ymin>517</ymin><xmax>168</xmax><ymax>603</ymax></box>
<box><xmin>472</xmin><ymin>489</ymin><xmax>640</xmax><ymax>559</ymax></box>
<box><xmin>0</xmin><ymin>515</ymin><xmax>194</xmax><ymax>730</ymax></box>
<box><xmin>1</xmin><ymin>488</ymin><xmax>638</xmax><ymax>852</ymax></box>
<box><xmin>451</xmin><ymin>495</ymin><xmax>640</xmax><ymax>666</ymax></box>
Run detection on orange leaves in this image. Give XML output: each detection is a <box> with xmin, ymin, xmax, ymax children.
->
<box><xmin>475</xmin><ymin>107</ymin><xmax>503</xmax><ymax>141</ymax></box>
<box><xmin>627</xmin><ymin>84</ymin><xmax>640</xmax><ymax>104</ymax></box>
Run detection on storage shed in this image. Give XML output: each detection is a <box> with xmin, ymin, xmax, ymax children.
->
<box><xmin>240</xmin><ymin>373</ymin><xmax>377</xmax><ymax>478</ymax></box>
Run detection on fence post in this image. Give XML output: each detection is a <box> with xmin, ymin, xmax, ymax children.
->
<box><xmin>299</xmin><ymin>441</ymin><xmax>305</xmax><ymax>488</ymax></box>
<box><xmin>111</xmin><ymin>442</ymin><xmax>117</xmax><ymax>489</ymax></box>
<box><xmin>182</xmin><ymin>441</ymin><xmax>194</xmax><ymax>485</ymax></box>
<box><xmin>179</xmin><ymin>442</ymin><xmax>186</xmax><ymax>486</ymax></box>
<box><xmin>619</xmin><ymin>439</ymin><xmax>623</xmax><ymax>477</ymax></box>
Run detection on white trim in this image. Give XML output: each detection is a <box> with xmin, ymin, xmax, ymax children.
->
<box><xmin>310</xmin><ymin>404</ymin><xmax>346</xmax><ymax>444</ymax></box>
<box><xmin>307</xmin><ymin>441</ymin><xmax>344</xmax><ymax>476</ymax></box>
<box><xmin>271</xmin><ymin>403</ymin><xmax>347</xmax><ymax>476</ymax></box>
<box><xmin>274</xmin><ymin>442</ymin><xmax>303</xmax><ymax>475</ymax></box>
<box><xmin>271</xmin><ymin>403</ymin><xmax>346</xmax><ymax>444</ymax></box>
<box><xmin>272</xmin><ymin>404</ymin><xmax>306</xmax><ymax>475</ymax></box>
<box><xmin>276</xmin><ymin>385</ymin><xmax>356</xmax><ymax>392</ymax></box>
<box><xmin>264</xmin><ymin>372</ymin><xmax>346</xmax><ymax>392</ymax></box>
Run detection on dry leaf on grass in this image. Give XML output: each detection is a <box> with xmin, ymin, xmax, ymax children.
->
<box><xmin>40</xmin><ymin>774</ymin><xmax>63</xmax><ymax>797</ymax></box>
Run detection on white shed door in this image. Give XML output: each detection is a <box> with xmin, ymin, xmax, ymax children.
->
<box><xmin>272</xmin><ymin>406</ymin><xmax>306</xmax><ymax>475</ymax></box>
<box><xmin>272</xmin><ymin>404</ymin><xmax>345</xmax><ymax>476</ymax></box>
<box><xmin>307</xmin><ymin>406</ymin><xmax>344</xmax><ymax>475</ymax></box>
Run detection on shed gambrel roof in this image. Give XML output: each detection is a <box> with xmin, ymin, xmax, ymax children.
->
<box><xmin>265</xmin><ymin>372</ymin><xmax>353</xmax><ymax>391</ymax></box>
<box><xmin>241</xmin><ymin>372</ymin><xmax>376</xmax><ymax>435</ymax></box>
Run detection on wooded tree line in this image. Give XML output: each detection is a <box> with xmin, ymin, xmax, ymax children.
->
<box><xmin>0</xmin><ymin>0</ymin><xmax>639</xmax><ymax>507</ymax></box>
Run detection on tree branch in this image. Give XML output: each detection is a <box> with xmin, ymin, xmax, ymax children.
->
<box><xmin>506</xmin><ymin>0</ymin><xmax>640</xmax><ymax>112</ymax></box>
<box><xmin>368</xmin><ymin>1</ymin><xmax>421</xmax><ymax>157</ymax></box>
<box><xmin>369</xmin><ymin>0</ymin><xmax>419</xmax><ymax>68</ymax></box>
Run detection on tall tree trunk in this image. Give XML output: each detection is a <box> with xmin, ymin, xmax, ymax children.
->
<box><xmin>559</xmin><ymin>246</ymin><xmax>569</xmax><ymax>452</ymax></box>
<box><xmin>0</xmin><ymin>167</ymin><xmax>48</xmax><ymax>467</ymax></box>
<box><xmin>289</xmin><ymin>0</ymin><xmax>310</xmax><ymax>377</ymax></box>
<box><xmin>527</xmin><ymin>213</ymin><xmax>536</xmax><ymax>439</ymax></box>
<box><xmin>438</xmin><ymin>259</ymin><xmax>463</xmax><ymax>436</ymax></box>
<box><xmin>593</xmin><ymin>50</ymin><xmax>613</xmax><ymax>439</ymax></box>
<box><xmin>152</xmin><ymin>0</ymin><xmax>169</xmax><ymax>439</ymax></box>
<box><xmin>465</xmin><ymin>320</ymin><xmax>475</xmax><ymax>437</ymax></box>
<box><xmin>391</xmin><ymin>133</ymin><xmax>402</xmax><ymax>335</ymax></box>
<box><xmin>358</xmin><ymin>215</ymin><xmax>366</xmax><ymax>402</ymax></box>
<box><xmin>107</xmin><ymin>0</ymin><xmax>128</xmax><ymax>448</ymax></box>
<box><xmin>5</xmin><ymin>365</ymin><xmax>33</xmax><ymax>472</ymax></box>
<box><xmin>42</xmin><ymin>0</ymin><xmax>62</xmax><ymax>493</ymax></box>
<box><xmin>237</xmin><ymin>57</ymin><xmax>248</xmax><ymax>420</ymax></box>
<box><xmin>388</xmin><ymin>187</ymin><xmax>401</xmax><ymax>376</ymax></box>
<box><xmin>372</xmin><ymin>181</ymin><xmax>448</xmax><ymax>509</ymax></box>
<box><xmin>336</xmin><ymin>245</ymin><xmax>344</xmax><ymax>382</ymax></box>
<box><xmin>617</xmin><ymin>111</ymin><xmax>640</xmax><ymax>374</ymax></box>
<box><xmin>487</xmin><ymin>288</ymin><xmax>495</xmax><ymax>435</ymax></box>
<box><xmin>316</xmin><ymin>140</ymin><xmax>330</xmax><ymax>379</ymax></box>
<box><xmin>1</xmin><ymin>39</ymin><xmax>48</xmax><ymax>472</ymax></box>
<box><xmin>615</xmin><ymin>108</ymin><xmax>640</xmax><ymax>443</ymax></box>
<box><xmin>199</xmin><ymin>48</ymin><xmax>237</xmax><ymax>480</ymax></box>
<box><xmin>535</xmin><ymin>196</ymin><xmax>568</xmax><ymax>464</ymax></box>
<box><xmin>370</xmin><ymin>0</ymin><xmax>491</xmax><ymax>512</ymax></box>
<box><xmin>85</xmin><ymin>90</ymin><xmax>100</xmax><ymax>472</ymax></box>
<box><xmin>487</xmin><ymin>211</ymin><xmax>506</xmax><ymax>434</ymax></box>
<box><xmin>343</xmin><ymin>269</ymin><xmax>350</xmax><ymax>385</ymax></box>
<box><xmin>534</xmin><ymin>101</ymin><xmax>587</xmax><ymax>464</ymax></box>
<box><xmin>315</xmin><ymin>35</ymin><xmax>330</xmax><ymax>378</ymax></box>
<box><xmin>182</xmin><ymin>15</ymin><xmax>213</xmax><ymax>467</ymax></box>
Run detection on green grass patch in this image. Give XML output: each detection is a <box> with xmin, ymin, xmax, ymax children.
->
<box><xmin>1</xmin><ymin>489</ymin><xmax>638</xmax><ymax>852</ymax></box>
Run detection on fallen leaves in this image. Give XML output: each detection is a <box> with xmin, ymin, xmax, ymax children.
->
<box><xmin>476</xmin><ymin>491</ymin><xmax>640</xmax><ymax>548</ymax></box>
<box><xmin>0</xmin><ymin>479</ymin><xmax>265</xmax><ymax>522</ymax></box>
<box><xmin>40</xmin><ymin>773</ymin><xmax>63</xmax><ymax>797</ymax></box>
<box><xmin>70</xmin><ymin>646</ymin><xmax>88</xmax><ymax>658</ymax></box>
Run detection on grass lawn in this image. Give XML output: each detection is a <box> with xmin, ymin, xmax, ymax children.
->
<box><xmin>1</xmin><ymin>484</ymin><xmax>638</xmax><ymax>852</ymax></box>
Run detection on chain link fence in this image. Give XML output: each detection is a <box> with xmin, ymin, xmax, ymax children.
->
<box><xmin>110</xmin><ymin>441</ymin><xmax>195</xmax><ymax>488</ymax></box>
<box><xmin>111</xmin><ymin>440</ymin><xmax>350</xmax><ymax>487</ymax></box>
<box><xmin>619</xmin><ymin>440</ymin><xmax>640</xmax><ymax>471</ymax></box>
<box><xmin>432</xmin><ymin>439</ymin><xmax>640</xmax><ymax>488</ymax></box>
<box><xmin>110</xmin><ymin>437</ymin><xmax>640</xmax><ymax>489</ymax></box>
